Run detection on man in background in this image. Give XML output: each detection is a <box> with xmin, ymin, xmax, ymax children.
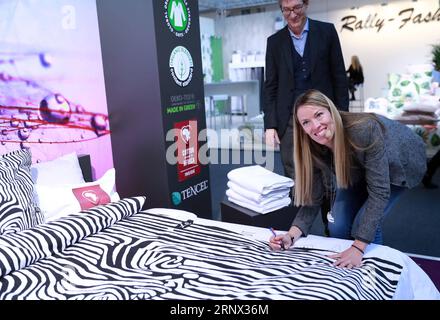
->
<box><xmin>264</xmin><ymin>0</ymin><xmax>349</xmax><ymax>233</ymax></box>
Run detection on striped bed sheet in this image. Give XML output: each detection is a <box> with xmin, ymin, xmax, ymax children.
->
<box><xmin>0</xmin><ymin>198</ymin><xmax>438</xmax><ymax>300</ymax></box>
<box><xmin>147</xmin><ymin>208</ymin><xmax>440</xmax><ymax>300</ymax></box>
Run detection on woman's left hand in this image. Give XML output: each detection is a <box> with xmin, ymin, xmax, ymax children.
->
<box><xmin>328</xmin><ymin>246</ymin><xmax>363</xmax><ymax>269</ymax></box>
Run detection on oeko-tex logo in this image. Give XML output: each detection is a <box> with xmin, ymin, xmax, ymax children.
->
<box><xmin>169</xmin><ymin>46</ymin><xmax>193</xmax><ymax>87</ymax></box>
<box><xmin>164</xmin><ymin>0</ymin><xmax>191</xmax><ymax>37</ymax></box>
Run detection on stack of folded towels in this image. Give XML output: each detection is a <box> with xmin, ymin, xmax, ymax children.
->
<box><xmin>226</xmin><ymin>165</ymin><xmax>294</xmax><ymax>214</ymax></box>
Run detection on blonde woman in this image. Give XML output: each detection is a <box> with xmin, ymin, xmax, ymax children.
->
<box><xmin>269</xmin><ymin>90</ymin><xmax>426</xmax><ymax>268</ymax></box>
<box><xmin>347</xmin><ymin>55</ymin><xmax>364</xmax><ymax>100</ymax></box>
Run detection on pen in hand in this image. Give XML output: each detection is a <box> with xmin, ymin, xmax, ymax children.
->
<box><xmin>269</xmin><ymin>227</ymin><xmax>285</xmax><ymax>251</ymax></box>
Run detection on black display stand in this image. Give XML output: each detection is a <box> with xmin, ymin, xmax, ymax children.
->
<box><xmin>96</xmin><ymin>0</ymin><xmax>211</xmax><ymax>217</ymax></box>
<box><xmin>220</xmin><ymin>198</ymin><xmax>299</xmax><ymax>231</ymax></box>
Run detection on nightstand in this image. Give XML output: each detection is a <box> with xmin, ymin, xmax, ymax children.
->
<box><xmin>220</xmin><ymin>198</ymin><xmax>299</xmax><ymax>231</ymax></box>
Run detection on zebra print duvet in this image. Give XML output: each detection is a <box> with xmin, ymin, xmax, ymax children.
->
<box><xmin>0</xmin><ymin>197</ymin><xmax>403</xmax><ymax>300</ymax></box>
<box><xmin>0</xmin><ymin>149</ymin><xmax>43</xmax><ymax>234</ymax></box>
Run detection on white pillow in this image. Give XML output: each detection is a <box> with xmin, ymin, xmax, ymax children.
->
<box><xmin>31</xmin><ymin>152</ymin><xmax>85</xmax><ymax>185</ymax></box>
<box><xmin>402</xmin><ymin>96</ymin><xmax>440</xmax><ymax>113</ymax></box>
<box><xmin>35</xmin><ymin>168</ymin><xmax>120</xmax><ymax>222</ymax></box>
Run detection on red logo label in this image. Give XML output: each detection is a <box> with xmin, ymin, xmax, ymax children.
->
<box><xmin>174</xmin><ymin>119</ymin><xmax>200</xmax><ymax>182</ymax></box>
<box><xmin>71</xmin><ymin>185</ymin><xmax>111</xmax><ymax>210</ymax></box>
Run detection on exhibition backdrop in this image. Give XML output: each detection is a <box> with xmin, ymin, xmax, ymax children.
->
<box><xmin>1</xmin><ymin>0</ymin><xmax>212</xmax><ymax>217</ymax></box>
<box><xmin>0</xmin><ymin>0</ymin><xmax>112</xmax><ymax>180</ymax></box>
<box><xmin>97</xmin><ymin>0</ymin><xmax>212</xmax><ymax>216</ymax></box>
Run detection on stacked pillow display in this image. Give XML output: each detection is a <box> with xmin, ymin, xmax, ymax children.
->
<box><xmin>31</xmin><ymin>152</ymin><xmax>119</xmax><ymax>222</ymax></box>
<box><xmin>387</xmin><ymin>71</ymin><xmax>432</xmax><ymax>117</ymax></box>
<box><xmin>226</xmin><ymin>165</ymin><xmax>293</xmax><ymax>214</ymax></box>
<box><xmin>392</xmin><ymin>95</ymin><xmax>440</xmax><ymax>125</ymax></box>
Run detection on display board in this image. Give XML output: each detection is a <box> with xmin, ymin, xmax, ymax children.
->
<box><xmin>97</xmin><ymin>0</ymin><xmax>212</xmax><ymax>217</ymax></box>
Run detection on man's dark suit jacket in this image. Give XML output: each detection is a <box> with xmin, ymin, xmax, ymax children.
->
<box><xmin>264</xmin><ymin>19</ymin><xmax>349</xmax><ymax>138</ymax></box>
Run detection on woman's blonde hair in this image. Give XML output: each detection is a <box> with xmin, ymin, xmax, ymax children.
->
<box><xmin>351</xmin><ymin>55</ymin><xmax>362</xmax><ymax>71</ymax></box>
<box><xmin>292</xmin><ymin>89</ymin><xmax>382</xmax><ymax>206</ymax></box>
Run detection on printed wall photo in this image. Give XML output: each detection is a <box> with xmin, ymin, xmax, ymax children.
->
<box><xmin>0</xmin><ymin>0</ymin><xmax>113</xmax><ymax>179</ymax></box>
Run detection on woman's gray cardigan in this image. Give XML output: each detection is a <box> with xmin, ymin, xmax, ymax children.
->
<box><xmin>292</xmin><ymin>115</ymin><xmax>427</xmax><ymax>243</ymax></box>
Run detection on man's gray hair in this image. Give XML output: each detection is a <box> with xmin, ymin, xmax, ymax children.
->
<box><xmin>278</xmin><ymin>0</ymin><xmax>309</xmax><ymax>7</ymax></box>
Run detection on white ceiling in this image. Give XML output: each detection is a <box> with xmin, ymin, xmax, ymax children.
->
<box><xmin>198</xmin><ymin>0</ymin><xmax>423</xmax><ymax>13</ymax></box>
<box><xmin>199</xmin><ymin>0</ymin><xmax>278</xmax><ymax>12</ymax></box>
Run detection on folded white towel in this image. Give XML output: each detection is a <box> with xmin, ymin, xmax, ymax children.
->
<box><xmin>227</xmin><ymin>195</ymin><xmax>291</xmax><ymax>214</ymax></box>
<box><xmin>226</xmin><ymin>188</ymin><xmax>289</xmax><ymax>206</ymax></box>
<box><xmin>227</xmin><ymin>181</ymin><xmax>290</xmax><ymax>203</ymax></box>
<box><xmin>227</xmin><ymin>165</ymin><xmax>294</xmax><ymax>195</ymax></box>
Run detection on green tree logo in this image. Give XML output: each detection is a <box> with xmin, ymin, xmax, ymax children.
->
<box><xmin>169</xmin><ymin>46</ymin><xmax>194</xmax><ymax>87</ymax></box>
<box><xmin>165</xmin><ymin>0</ymin><xmax>191</xmax><ymax>37</ymax></box>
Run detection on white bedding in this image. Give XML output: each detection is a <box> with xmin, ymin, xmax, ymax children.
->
<box><xmin>145</xmin><ymin>208</ymin><xmax>440</xmax><ymax>300</ymax></box>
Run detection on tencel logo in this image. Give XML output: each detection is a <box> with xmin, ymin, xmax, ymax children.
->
<box><xmin>164</xmin><ymin>0</ymin><xmax>191</xmax><ymax>37</ymax></box>
<box><xmin>172</xmin><ymin>180</ymin><xmax>209</xmax><ymax>206</ymax></box>
<box><xmin>181</xmin><ymin>180</ymin><xmax>209</xmax><ymax>200</ymax></box>
<box><xmin>171</xmin><ymin>192</ymin><xmax>182</xmax><ymax>205</ymax></box>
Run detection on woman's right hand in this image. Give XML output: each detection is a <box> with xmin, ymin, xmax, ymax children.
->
<box><xmin>269</xmin><ymin>233</ymin><xmax>292</xmax><ymax>251</ymax></box>
<box><xmin>269</xmin><ymin>226</ymin><xmax>302</xmax><ymax>251</ymax></box>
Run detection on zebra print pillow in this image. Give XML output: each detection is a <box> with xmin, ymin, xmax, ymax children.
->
<box><xmin>0</xmin><ymin>196</ymin><xmax>146</xmax><ymax>277</ymax></box>
<box><xmin>0</xmin><ymin>149</ymin><xmax>43</xmax><ymax>235</ymax></box>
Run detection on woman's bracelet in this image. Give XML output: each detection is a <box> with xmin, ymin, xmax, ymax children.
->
<box><xmin>351</xmin><ymin>244</ymin><xmax>365</xmax><ymax>255</ymax></box>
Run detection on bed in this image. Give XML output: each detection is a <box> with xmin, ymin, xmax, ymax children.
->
<box><xmin>0</xmin><ymin>150</ymin><xmax>439</xmax><ymax>300</ymax></box>
<box><xmin>0</xmin><ymin>196</ymin><xmax>438</xmax><ymax>300</ymax></box>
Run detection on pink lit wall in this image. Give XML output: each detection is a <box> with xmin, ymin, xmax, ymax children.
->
<box><xmin>0</xmin><ymin>0</ymin><xmax>112</xmax><ymax>180</ymax></box>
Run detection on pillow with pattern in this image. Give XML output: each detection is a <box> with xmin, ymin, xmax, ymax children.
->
<box><xmin>387</xmin><ymin>71</ymin><xmax>433</xmax><ymax>116</ymax></box>
<box><xmin>35</xmin><ymin>168</ymin><xmax>120</xmax><ymax>222</ymax></box>
<box><xmin>0</xmin><ymin>149</ymin><xmax>43</xmax><ymax>235</ymax></box>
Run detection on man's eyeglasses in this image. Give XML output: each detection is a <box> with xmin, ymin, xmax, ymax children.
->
<box><xmin>281</xmin><ymin>3</ymin><xmax>305</xmax><ymax>16</ymax></box>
